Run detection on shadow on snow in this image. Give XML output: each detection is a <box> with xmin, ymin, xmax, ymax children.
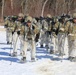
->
<box><xmin>36</xmin><ymin>47</ymin><xmax>53</xmax><ymax>60</ymax></box>
<box><xmin>0</xmin><ymin>51</ymin><xmax>19</xmax><ymax>62</ymax></box>
<box><xmin>1</xmin><ymin>47</ymin><xmax>13</xmax><ymax>50</ymax></box>
<box><xmin>0</xmin><ymin>52</ymin><xmax>10</xmax><ymax>56</ymax></box>
<box><xmin>0</xmin><ymin>57</ymin><xmax>19</xmax><ymax>62</ymax></box>
<box><xmin>36</xmin><ymin>47</ymin><xmax>68</xmax><ymax>61</ymax></box>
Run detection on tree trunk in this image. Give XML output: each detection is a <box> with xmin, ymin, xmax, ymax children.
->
<box><xmin>41</xmin><ymin>0</ymin><xmax>48</xmax><ymax>17</ymax></box>
<box><xmin>11</xmin><ymin>0</ymin><xmax>13</xmax><ymax>14</ymax></box>
<box><xmin>2</xmin><ymin>0</ymin><xmax>4</xmax><ymax>20</ymax></box>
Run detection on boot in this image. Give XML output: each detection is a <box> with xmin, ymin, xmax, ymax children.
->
<box><xmin>20</xmin><ymin>52</ymin><xmax>22</xmax><ymax>56</ymax></box>
<box><xmin>7</xmin><ymin>41</ymin><xmax>9</xmax><ymax>44</ymax></box>
<box><xmin>40</xmin><ymin>45</ymin><xmax>43</xmax><ymax>48</ymax></box>
<box><xmin>12</xmin><ymin>52</ymin><xmax>17</xmax><ymax>57</ymax></box>
<box><xmin>27</xmin><ymin>49</ymin><xmax>30</xmax><ymax>51</ymax></box>
<box><xmin>68</xmin><ymin>56</ymin><xmax>72</xmax><ymax>60</ymax></box>
<box><xmin>72</xmin><ymin>57</ymin><xmax>76</xmax><ymax>62</ymax></box>
<box><xmin>69</xmin><ymin>57</ymin><xmax>76</xmax><ymax>62</ymax></box>
<box><xmin>31</xmin><ymin>58</ymin><xmax>35</xmax><ymax>62</ymax></box>
<box><xmin>68</xmin><ymin>56</ymin><xmax>74</xmax><ymax>61</ymax></box>
<box><xmin>50</xmin><ymin>50</ymin><xmax>54</xmax><ymax>54</ymax></box>
<box><xmin>21</xmin><ymin>57</ymin><xmax>26</xmax><ymax>63</ymax></box>
<box><xmin>9</xmin><ymin>42</ymin><xmax>12</xmax><ymax>44</ymax></box>
<box><xmin>45</xmin><ymin>45</ymin><xmax>49</xmax><ymax>49</ymax></box>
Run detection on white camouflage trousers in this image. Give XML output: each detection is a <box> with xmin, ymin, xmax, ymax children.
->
<box><xmin>6</xmin><ymin>28</ymin><xmax>12</xmax><ymax>43</ymax></box>
<box><xmin>68</xmin><ymin>38</ymin><xmax>76</xmax><ymax>57</ymax></box>
<box><xmin>13</xmin><ymin>32</ymin><xmax>18</xmax><ymax>53</ymax></box>
<box><xmin>51</xmin><ymin>34</ymin><xmax>58</xmax><ymax>53</ymax></box>
<box><xmin>39</xmin><ymin>30</ymin><xmax>46</xmax><ymax>46</ymax></box>
<box><xmin>13</xmin><ymin>32</ymin><xmax>24</xmax><ymax>54</ymax></box>
<box><xmin>22</xmin><ymin>35</ymin><xmax>36</xmax><ymax>59</ymax></box>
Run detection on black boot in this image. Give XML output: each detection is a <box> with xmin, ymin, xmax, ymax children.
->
<box><xmin>7</xmin><ymin>41</ymin><xmax>9</xmax><ymax>44</ymax></box>
<box><xmin>12</xmin><ymin>52</ymin><xmax>17</xmax><ymax>57</ymax></box>
<box><xmin>9</xmin><ymin>42</ymin><xmax>12</xmax><ymax>44</ymax></box>
<box><xmin>45</xmin><ymin>45</ymin><xmax>49</xmax><ymax>49</ymax></box>
<box><xmin>50</xmin><ymin>50</ymin><xmax>54</xmax><ymax>54</ymax></box>
<box><xmin>68</xmin><ymin>57</ymin><xmax>74</xmax><ymax>61</ymax></box>
<box><xmin>68</xmin><ymin>57</ymin><xmax>72</xmax><ymax>60</ymax></box>
<box><xmin>31</xmin><ymin>58</ymin><xmax>35</xmax><ymax>62</ymax></box>
<box><xmin>27</xmin><ymin>49</ymin><xmax>30</xmax><ymax>51</ymax></box>
<box><xmin>20</xmin><ymin>52</ymin><xmax>22</xmax><ymax>56</ymax></box>
<box><xmin>21</xmin><ymin>57</ymin><xmax>26</xmax><ymax>63</ymax></box>
<box><xmin>69</xmin><ymin>57</ymin><xmax>76</xmax><ymax>62</ymax></box>
<box><xmin>40</xmin><ymin>45</ymin><xmax>43</xmax><ymax>48</ymax></box>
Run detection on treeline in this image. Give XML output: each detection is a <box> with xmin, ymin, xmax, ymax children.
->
<box><xmin>0</xmin><ymin>0</ymin><xmax>76</xmax><ymax>18</ymax></box>
<box><xmin>22</xmin><ymin>0</ymin><xmax>76</xmax><ymax>17</ymax></box>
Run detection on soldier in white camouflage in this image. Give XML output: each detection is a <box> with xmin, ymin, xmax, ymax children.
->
<box><xmin>21</xmin><ymin>16</ymin><xmax>39</xmax><ymax>62</ymax></box>
<box><xmin>44</xmin><ymin>14</ymin><xmax>53</xmax><ymax>52</ymax></box>
<box><xmin>12</xmin><ymin>13</ymin><xmax>25</xmax><ymax>56</ymax></box>
<box><xmin>39</xmin><ymin>14</ymin><xmax>52</xmax><ymax>49</ymax></box>
<box><xmin>4</xmin><ymin>16</ymin><xmax>15</xmax><ymax>44</ymax></box>
<box><xmin>53</xmin><ymin>15</ymin><xmax>66</xmax><ymax>56</ymax></box>
<box><xmin>50</xmin><ymin>17</ymin><xmax>58</xmax><ymax>54</ymax></box>
<box><xmin>65</xmin><ymin>13</ymin><xmax>76</xmax><ymax>62</ymax></box>
<box><xmin>37</xmin><ymin>16</ymin><xmax>45</xmax><ymax>48</ymax></box>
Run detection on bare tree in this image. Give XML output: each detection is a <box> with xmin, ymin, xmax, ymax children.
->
<box><xmin>2</xmin><ymin>0</ymin><xmax>4</xmax><ymax>20</ymax></box>
<box><xmin>67</xmin><ymin>0</ymin><xmax>73</xmax><ymax>14</ymax></box>
<box><xmin>0</xmin><ymin>0</ymin><xmax>76</xmax><ymax>18</ymax></box>
<box><xmin>63</xmin><ymin>0</ymin><xmax>65</xmax><ymax>14</ymax></box>
<box><xmin>11</xmin><ymin>0</ymin><xmax>13</xmax><ymax>14</ymax></box>
<box><xmin>41</xmin><ymin>0</ymin><xmax>48</xmax><ymax>17</ymax></box>
<box><xmin>55</xmin><ymin>0</ymin><xmax>58</xmax><ymax>15</ymax></box>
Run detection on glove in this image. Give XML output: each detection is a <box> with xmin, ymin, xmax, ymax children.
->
<box><xmin>52</xmin><ymin>28</ymin><xmax>56</xmax><ymax>32</ymax></box>
<box><xmin>32</xmin><ymin>26</ymin><xmax>35</xmax><ymax>30</ymax></box>
<box><xmin>4</xmin><ymin>24</ymin><xmax>8</xmax><ymax>28</ymax></box>
<box><xmin>17</xmin><ymin>31</ymin><xmax>20</xmax><ymax>35</ymax></box>
<box><xmin>12</xmin><ymin>31</ymin><xmax>14</xmax><ymax>35</ymax></box>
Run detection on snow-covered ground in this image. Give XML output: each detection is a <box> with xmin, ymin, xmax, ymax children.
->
<box><xmin>0</xmin><ymin>26</ymin><xmax>76</xmax><ymax>75</ymax></box>
<box><xmin>0</xmin><ymin>26</ymin><xmax>4</xmax><ymax>28</ymax></box>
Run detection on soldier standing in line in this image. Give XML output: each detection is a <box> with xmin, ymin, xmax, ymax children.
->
<box><xmin>65</xmin><ymin>13</ymin><xmax>76</xmax><ymax>62</ymax></box>
<box><xmin>54</xmin><ymin>16</ymin><xmax>66</xmax><ymax>56</ymax></box>
<box><xmin>4</xmin><ymin>16</ymin><xmax>10</xmax><ymax>44</ymax></box>
<box><xmin>44</xmin><ymin>14</ymin><xmax>53</xmax><ymax>52</ymax></box>
<box><xmin>12</xmin><ymin>13</ymin><xmax>24</xmax><ymax>56</ymax></box>
<box><xmin>39</xmin><ymin>14</ymin><xmax>52</xmax><ymax>49</ymax></box>
<box><xmin>50</xmin><ymin>17</ymin><xmax>59</xmax><ymax>54</ymax></box>
<box><xmin>37</xmin><ymin>16</ymin><xmax>45</xmax><ymax>48</ymax></box>
<box><xmin>21</xmin><ymin>16</ymin><xmax>39</xmax><ymax>62</ymax></box>
<box><xmin>34</xmin><ymin>17</ymin><xmax>40</xmax><ymax>44</ymax></box>
<box><xmin>4</xmin><ymin>16</ymin><xmax>16</xmax><ymax>44</ymax></box>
